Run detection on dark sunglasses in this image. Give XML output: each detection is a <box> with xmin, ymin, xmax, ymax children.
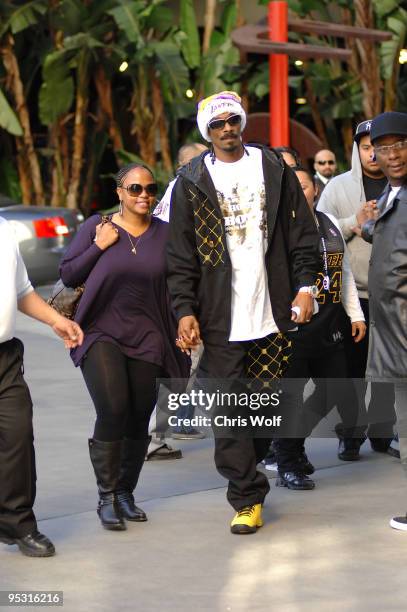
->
<box><xmin>316</xmin><ymin>160</ymin><xmax>335</xmax><ymax>166</ymax></box>
<box><xmin>122</xmin><ymin>183</ymin><xmax>158</xmax><ymax>197</ymax></box>
<box><xmin>208</xmin><ymin>114</ymin><xmax>242</xmax><ymax>131</ymax></box>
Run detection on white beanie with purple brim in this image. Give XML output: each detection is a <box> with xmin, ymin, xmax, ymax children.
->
<box><xmin>197</xmin><ymin>91</ymin><xmax>246</xmax><ymax>142</ymax></box>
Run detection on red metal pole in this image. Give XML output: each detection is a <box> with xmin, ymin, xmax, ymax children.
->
<box><xmin>268</xmin><ymin>1</ymin><xmax>289</xmax><ymax>146</ymax></box>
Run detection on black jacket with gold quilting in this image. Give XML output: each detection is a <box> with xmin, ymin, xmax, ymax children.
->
<box><xmin>167</xmin><ymin>145</ymin><xmax>319</xmax><ymax>341</ymax></box>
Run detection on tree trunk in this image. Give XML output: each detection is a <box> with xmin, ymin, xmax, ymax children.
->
<box><xmin>304</xmin><ymin>75</ymin><xmax>329</xmax><ymax>147</ymax></box>
<box><xmin>66</xmin><ymin>51</ymin><xmax>90</xmax><ymax>210</ymax></box>
<box><xmin>341</xmin><ymin>119</ymin><xmax>354</xmax><ymax>164</ymax></box>
<box><xmin>130</xmin><ymin>65</ymin><xmax>156</xmax><ymax>168</ymax></box>
<box><xmin>152</xmin><ymin>76</ymin><xmax>173</xmax><ymax>173</ymax></box>
<box><xmin>354</xmin><ymin>0</ymin><xmax>382</xmax><ymax>117</ymax></box>
<box><xmin>49</xmin><ymin>123</ymin><xmax>66</xmax><ymax>207</ymax></box>
<box><xmin>1</xmin><ymin>34</ymin><xmax>44</xmax><ymax>204</ymax></box>
<box><xmin>15</xmin><ymin>139</ymin><xmax>32</xmax><ymax>204</ymax></box>
<box><xmin>203</xmin><ymin>0</ymin><xmax>217</xmax><ymax>54</ymax></box>
<box><xmin>341</xmin><ymin>7</ymin><xmax>360</xmax><ymax>77</ymax></box>
<box><xmin>59</xmin><ymin>116</ymin><xmax>71</xmax><ymax>194</ymax></box>
<box><xmin>236</xmin><ymin>0</ymin><xmax>245</xmax><ymax>28</ymax></box>
<box><xmin>81</xmin><ymin>103</ymin><xmax>109</xmax><ymax>215</ymax></box>
<box><xmin>94</xmin><ymin>63</ymin><xmax>123</xmax><ymax>154</ymax></box>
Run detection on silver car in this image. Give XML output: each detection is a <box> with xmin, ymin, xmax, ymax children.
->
<box><xmin>0</xmin><ymin>205</ymin><xmax>84</xmax><ymax>285</ymax></box>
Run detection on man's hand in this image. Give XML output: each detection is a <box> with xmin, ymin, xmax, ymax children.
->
<box><xmin>356</xmin><ymin>200</ymin><xmax>377</xmax><ymax>226</ymax></box>
<box><xmin>18</xmin><ymin>291</ymin><xmax>84</xmax><ymax>349</ymax></box>
<box><xmin>52</xmin><ymin>316</ymin><xmax>84</xmax><ymax>349</ymax></box>
<box><xmin>291</xmin><ymin>292</ymin><xmax>314</xmax><ymax>324</ymax></box>
<box><xmin>351</xmin><ymin>321</ymin><xmax>366</xmax><ymax>343</ymax></box>
<box><xmin>176</xmin><ymin>315</ymin><xmax>201</xmax><ymax>353</ymax></box>
<box><xmin>94</xmin><ymin>222</ymin><xmax>119</xmax><ymax>250</ymax></box>
<box><xmin>352</xmin><ymin>201</ymin><xmax>379</xmax><ymax>236</ymax></box>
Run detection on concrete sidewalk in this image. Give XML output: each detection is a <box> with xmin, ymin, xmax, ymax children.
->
<box><xmin>1</xmin><ymin>312</ymin><xmax>406</xmax><ymax>611</ymax></box>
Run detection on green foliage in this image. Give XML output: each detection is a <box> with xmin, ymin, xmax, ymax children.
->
<box><xmin>0</xmin><ymin>157</ymin><xmax>21</xmax><ymax>201</ymax></box>
<box><xmin>379</xmin><ymin>8</ymin><xmax>407</xmax><ymax>80</ymax></box>
<box><xmin>0</xmin><ymin>88</ymin><xmax>23</xmax><ymax>136</ymax></box>
<box><xmin>154</xmin><ymin>40</ymin><xmax>190</xmax><ymax>101</ymax></box>
<box><xmin>179</xmin><ymin>0</ymin><xmax>200</xmax><ymax>69</ymax></box>
<box><xmin>372</xmin><ymin>0</ymin><xmax>400</xmax><ymax>20</ymax></box>
<box><xmin>0</xmin><ymin>0</ymin><xmax>48</xmax><ymax>37</ymax></box>
<box><xmin>39</xmin><ymin>52</ymin><xmax>74</xmax><ymax>125</ymax></box>
<box><xmin>108</xmin><ymin>1</ymin><xmax>144</xmax><ymax>46</ymax></box>
<box><xmin>197</xmin><ymin>1</ymin><xmax>241</xmax><ymax>97</ymax></box>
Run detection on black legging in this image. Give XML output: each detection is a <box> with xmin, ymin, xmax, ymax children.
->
<box><xmin>81</xmin><ymin>341</ymin><xmax>163</xmax><ymax>441</ymax></box>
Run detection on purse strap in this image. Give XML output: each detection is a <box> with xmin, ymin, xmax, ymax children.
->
<box><xmin>100</xmin><ymin>214</ymin><xmax>113</xmax><ymax>225</ymax></box>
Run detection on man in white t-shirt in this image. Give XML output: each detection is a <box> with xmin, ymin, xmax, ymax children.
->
<box><xmin>0</xmin><ymin>217</ymin><xmax>83</xmax><ymax>557</ymax></box>
<box><xmin>167</xmin><ymin>91</ymin><xmax>320</xmax><ymax>534</ymax></box>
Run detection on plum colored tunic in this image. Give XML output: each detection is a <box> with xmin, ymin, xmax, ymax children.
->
<box><xmin>59</xmin><ymin>215</ymin><xmax>190</xmax><ymax>378</ymax></box>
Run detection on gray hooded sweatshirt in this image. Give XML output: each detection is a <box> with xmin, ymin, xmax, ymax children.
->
<box><xmin>317</xmin><ymin>142</ymin><xmax>384</xmax><ymax>299</ymax></box>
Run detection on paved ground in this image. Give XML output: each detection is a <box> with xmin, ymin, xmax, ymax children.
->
<box><xmin>1</xmin><ymin>297</ymin><xmax>406</xmax><ymax>611</ymax></box>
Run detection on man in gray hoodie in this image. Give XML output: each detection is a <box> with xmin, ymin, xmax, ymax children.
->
<box><xmin>317</xmin><ymin>120</ymin><xmax>396</xmax><ymax>458</ymax></box>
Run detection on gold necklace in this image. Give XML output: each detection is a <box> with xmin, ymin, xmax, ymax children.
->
<box><xmin>126</xmin><ymin>231</ymin><xmax>144</xmax><ymax>255</ymax></box>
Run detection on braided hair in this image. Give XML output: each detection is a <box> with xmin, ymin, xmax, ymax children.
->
<box><xmin>114</xmin><ymin>163</ymin><xmax>153</xmax><ymax>187</ymax></box>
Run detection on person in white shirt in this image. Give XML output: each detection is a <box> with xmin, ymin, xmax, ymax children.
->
<box><xmin>167</xmin><ymin>91</ymin><xmax>320</xmax><ymax>534</ymax></box>
<box><xmin>146</xmin><ymin>142</ymin><xmax>209</xmax><ymax>457</ymax></box>
<box><xmin>153</xmin><ymin>143</ymin><xmax>207</xmax><ymax>223</ymax></box>
<box><xmin>0</xmin><ymin>217</ymin><xmax>83</xmax><ymax>557</ymax></box>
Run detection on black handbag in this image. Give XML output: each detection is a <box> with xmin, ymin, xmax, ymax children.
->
<box><xmin>48</xmin><ymin>215</ymin><xmax>111</xmax><ymax>319</ymax></box>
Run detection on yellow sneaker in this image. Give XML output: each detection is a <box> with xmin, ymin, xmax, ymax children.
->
<box><xmin>230</xmin><ymin>503</ymin><xmax>263</xmax><ymax>534</ymax></box>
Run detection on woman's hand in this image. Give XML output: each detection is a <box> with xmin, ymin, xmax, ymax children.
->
<box><xmin>351</xmin><ymin>320</ymin><xmax>366</xmax><ymax>343</ymax></box>
<box><xmin>94</xmin><ymin>222</ymin><xmax>119</xmax><ymax>250</ymax></box>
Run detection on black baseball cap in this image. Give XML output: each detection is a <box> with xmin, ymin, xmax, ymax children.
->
<box><xmin>354</xmin><ymin>119</ymin><xmax>373</xmax><ymax>143</ymax></box>
<box><xmin>370</xmin><ymin>111</ymin><xmax>407</xmax><ymax>143</ymax></box>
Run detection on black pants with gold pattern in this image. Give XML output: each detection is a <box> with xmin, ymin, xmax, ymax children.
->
<box><xmin>202</xmin><ymin>332</ymin><xmax>291</xmax><ymax>510</ymax></box>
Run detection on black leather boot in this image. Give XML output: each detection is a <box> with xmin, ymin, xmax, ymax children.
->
<box><xmin>276</xmin><ymin>471</ymin><xmax>315</xmax><ymax>490</ymax></box>
<box><xmin>2</xmin><ymin>530</ymin><xmax>55</xmax><ymax>557</ymax></box>
<box><xmin>117</xmin><ymin>438</ymin><xmax>150</xmax><ymax>522</ymax></box>
<box><xmin>335</xmin><ymin>424</ymin><xmax>367</xmax><ymax>461</ymax></box>
<box><xmin>88</xmin><ymin>439</ymin><xmax>126</xmax><ymax>531</ymax></box>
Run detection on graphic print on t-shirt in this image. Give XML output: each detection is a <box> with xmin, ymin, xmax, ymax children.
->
<box><xmin>204</xmin><ymin>146</ymin><xmax>278</xmax><ymax>341</ymax></box>
<box><xmin>217</xmin><ymin>183</ymin><xmax>267</xmax><ymax>245</ymax></box>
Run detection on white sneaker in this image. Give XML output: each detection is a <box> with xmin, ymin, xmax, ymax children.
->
<box><xmin>389</xmin><ymin>514</ymin><xmax>407</xmax><ymax>531</ymax></box>
<box><xmin>262</xmin><ymin>459</ymin><xmax>278</xmax><ymax>472</ymax></box>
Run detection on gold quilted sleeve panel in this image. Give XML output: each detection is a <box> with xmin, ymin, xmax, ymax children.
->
<box><xmin>188</xmin><ymin>187</ymin><xmax>226</xmax><ymax>266</ymax></box>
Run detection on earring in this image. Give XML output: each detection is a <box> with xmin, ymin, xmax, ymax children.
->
<box><xmin>119</xmin><ymin>200</ymin><xmax>123</xmax><ymax>216</ymax></box>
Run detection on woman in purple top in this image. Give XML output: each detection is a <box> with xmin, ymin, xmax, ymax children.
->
<box><xmin>60</xmin><ymin>163</ymin><xmax>190</xmax><ymax>531</ymax></box>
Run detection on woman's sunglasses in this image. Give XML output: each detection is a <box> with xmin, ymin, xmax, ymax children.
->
<box><xmin>122</xmin><ymin>183</ymin><xmax>158</xmax><ymax>197</ymax></box>
<box><xmin>208</xmin><ymin>114</ymin><xmax>242</xmax><ymax>131</ymax></box>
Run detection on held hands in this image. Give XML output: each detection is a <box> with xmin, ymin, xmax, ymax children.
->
<box><xmin>94</xmin><ymin>221</ymin><xmax>119</xmax><ymax>250</ymax></box>
<box><xmin>176</xmin><ymin>315</ymin><xmax>202</xmax><ymax>355</ymax></box>
<box><xmin>51</xmin><ymin>315</ymin><xmax>84</xmax><ymax>349</ymax></box>
<box><xmin>351</xmin><ymin>320</ymin><xmax>366</xmax><ymax>343</ymax></box>
<box><xmin>291</xmin><ymin>292</ymin><xmax>314</xmax><ymax>324</ymax></box>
